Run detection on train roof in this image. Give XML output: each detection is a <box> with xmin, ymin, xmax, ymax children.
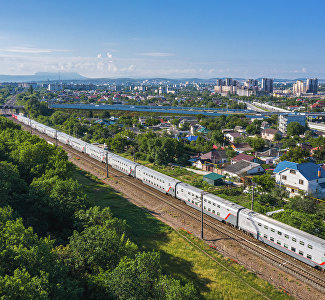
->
<box><xmin>138</xmin><ymin>165</ymin><xmax>181</xmax><ymax>183</ymax></box>
<box><xmin>204</xmin><ymin>193</ymin><xmax>245</xmax><ymax>210</ymax></box>
<box><xmin>177</xmin><ymin>182</ymin><xmax>205</xmax><ymax>194</ymax></box>
<box><xmin>252</xmin><ymin>210</ymin><xmax>325</xmax><ymax>245</ymax></box>
<box><xmin>111</xmin><ymin>154</ymin><xmax>139</xmax><ymax>165</ymax></box>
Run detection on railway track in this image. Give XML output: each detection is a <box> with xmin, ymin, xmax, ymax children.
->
<box><xmin>14</xmin><ymin>119</ymin><xmax>325</xmax><ymax>293</ymax></box>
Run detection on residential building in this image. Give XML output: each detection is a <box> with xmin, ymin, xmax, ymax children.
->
<box><xmin>199</xmin><ymin>149</ymin><xmax>228</xmax><ymax>164</ymax></box>
<box><xmin>231</xmin><ymin>153</ymin><xmax>258</xmax><ymax>164</ymax></box>
<box><xmin>256</xmin><ymin>148</ymin><xmax>281</xmax><ymax>164</ymax></box>
<box><xmin>231</xmin><ymin>143</ymin><xmax>253</xmax><ymax>153</ymax></box>
<box><xmin>306</xmin><ymin>78</ymin><xmax>318</xmax><ymax>94</ymax></box>
<box><xmin>274</xmin><ymin>161</ymin><xmax>325</xmax><ymax>198</ymax></box>
<box><xmin>261</xmin><ymin>128</ymin><xmax>281</xmax><ymax>141</ymax></box>
<box><xmin>261</xmin><ymin>78</ymin><xmax>273</xmax><ymax>93</ymax></box>
<box><xmin>223</xmin><ymin>160</ymin><xmax>264</xmax><ymax>178</ymax></box>
<box><xmin>278</xmin><ymin>114</ymin><xmax>306</xmax><ymax>133</ymax></box>
<box><xmin>225</xmin><ymin>132</ymin><xmax>242</xmax><ymax>142</ymax></box>
<box><xmin>293</xmin><ymin>80</ymin><xmax>307</xmax><ymax>96</ymax></box>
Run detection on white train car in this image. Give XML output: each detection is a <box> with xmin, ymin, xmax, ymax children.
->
<box><xmin>176</xmin><ymin>182</ymin><xmax>206</xmax><ymax>207</ymax></box>
<box><xmin>238</xmin><ymin>210</ymin><xmax>325</xmax><ymax>269</ymax></box>
<box><xmin>86</xmin><ymin>144</ymin><xmax>113</xmax><ymax>163</ymax></box>
<box><xmin>136</xmin><ymin>165</ymin><xmax>180</xmax><ymax>196</ymax></box>
<box><xmin>16</xmin><ymin>114</ymin><xmax>29</xmax><ymax>125</ymax></box>
<box><xmin>69</xmin><ymin>137</ymin><xmax>87</xmax><ymax>152</ymax></box>
<box><xmin>57</xmin><ymin>131</ymin><xmax>70</xmax><ymax>145</ymax></box>
<box><xmin>45</xmin><ymin>126</ymin><xmax>57</xmax><ymax>139</ymax></box>
<box><xmin>110</xmin><ymin>155</ymin><xmax>139</xmax><ymax>177</ymax></box>
<box><xmin>34</xmin><ymin>122</ymin><xmax>47</xmax><ymax>133</ymax></box>
<box><xmin>202</xmin><ymin>194</ymin><xmax>243</xmax><ymax>227</ymax></box>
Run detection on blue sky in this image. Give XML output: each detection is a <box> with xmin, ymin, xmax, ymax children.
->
<box><xmin>0</xmin><ymin>0</ymin><xmax>324</xmax><ymax>78</ymax></box>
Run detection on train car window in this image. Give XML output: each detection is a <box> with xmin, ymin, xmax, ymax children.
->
<box><xmin>204</xmin><ymin>206</ymin><xmax>206</xmax><ymax>210</ymax></box>
<box><xmin>208</xmin><ymin>208</ymin><xmax>211</xmax><ymax>212</ymax></box>
<box><xmin>258</xmin><ymin>223</ymin><xmax>261</xmax><ymax>226</ymax></box>
<box><xmin>217</xmin><ymin>205</ymin><xmax>220</xmax><ymax>208</ymax></box>
<box><xmin>212</xmin><ymin>210</ymin><xmax>215</xmax><ymax>214</ymax></box>
<box><xmin>308</xmin><ymin>245</ymin><xmax>313</xmax><ymax>249</ymax></box>
<box><xmin>213</xmin><ymin>202</ymin><xmax>215</xmax><ymax>206</ymax></box>
<box><xmin>299</xmin><ymin>251</ymin><xmax>304</xmax><ymax>256</ymax></box>
<box><xmin>270</xmin><ymin>237</ymin><xmax>274</xmax><ymax>241</ymax></box>
<box><xmin>284</xmin><ymin>244</ymin><xmax>288</xmax><ymax>249</ymax></box>
<box><xmin>291</xmin><ymin>247</ymin><xmax>296</xmax><ymax>252</ymax></box>
<box><xmin>181</xmin><ymin>189</ymin><xmax>183</xmax><ymax>192</ymax></box>
<box><xmin>278</xmin><ymin>231</ymin><xmax>282</xmax><ymax>235</ymax></box>
<box><xmin>277</xmin><ymin>241</ymin><xmax>281</xmax><ymax>245</ymax></box>
<box><xmin>264</xmin><ymin>225</ymin><xmax>268</xmax><ymax>229</ymax></box>
<box><xmin>307</xmin><ymin>254</ymin><xmax>312</xmax><ymax>259</ymax></box>
<box><xmin>292</xmin><ymin>237</ymin><xmax>296</xmax><ymax>242</ymax></box>
<box><xmin>263</xmin><ymin>234</ymin><xmax>268</xmax><ymax>238</ymax></box>
<box><xmin>204</xmin><ymin>199</ymin><xmax>207</xmax><ymax>202</ymax></box>
<box><xmin>208</xmin><ymin>201</ymin><xmax>211</xmax><ymax>204</ymax></box>
<box><xmin>300</xmin><ymin>241</ymin><xmax>304</xmax><ymax>246</ymax></box>
<box><xmin>271</xmin><ymin>228</ymin><xmax>275</xmax><ymax>232</ymax></box>
<box><xmin>217</xmin><ymin>212</ymin><xmax>220</xmax><ymax>216</ymax></box>
<box><xmin>284</xmin><ymin>234</ymin><xmax>289</xmax><ymax>239</ymax></box>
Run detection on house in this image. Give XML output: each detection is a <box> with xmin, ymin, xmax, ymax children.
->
<box><xmin>223</xmin><ymin>160</ymin><xmax>264</xmax><ymax>178</ymax></box>
<box><xmin>261</xmin><ymin>121</ymin><xmax>270</xmax><ymax>130</ymax></box>
<box><xmin>225</xmin><ymin>132</ymin><xmax>242</xmax><ymax>142</ymax></box>
<box><xmin>261</xmin><ymin>128</ymin><xmax>281</xmax><ymax>142</ymax></box>
<box><xmin>203</xmin><ymin>173</ymin><xmax>225</xmax><ymax>186</ymax></box>
<box><xmin>273</xmin><ymin>161</ymin><xmax>325</xmax><ymax>199</ymax></box>
<box><xmin>256</xmin><ymin>148</ymin><xmax>281</xmax><ymax>164</ymax></box>
<box><xmin>199</xmin><ymin>149</ymin><xmax>228</xmax><ymax>164</ymax></box>
<box><xmin>231</xmin><ymin>143</ymin><xmax>253</xmax><ymax>153</ymax></box>
<box><xmin>231</xmin><ymin>153</ymin><xmax>258</xmax><ymax>164</ymax></box>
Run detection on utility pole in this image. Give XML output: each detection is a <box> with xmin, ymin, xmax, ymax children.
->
<box><xmin>251</xmin><ymin>185</ymin><xmax>255</xmax><ymax>210</ymax></box>
<box><xmin>201</xmin><ymin>194</ymin><xmax>204</xmax><ymax>239</ymax></box>
<box><xmin>106</xmin><ymin>151</ymin><xmax>109</xmax><ymax>178</ymax></box>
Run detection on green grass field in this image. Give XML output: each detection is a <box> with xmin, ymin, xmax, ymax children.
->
<box><xmin>73</xmin><ymin>168</ymin><xmax>293</xmax><ymax>300</ymax></box>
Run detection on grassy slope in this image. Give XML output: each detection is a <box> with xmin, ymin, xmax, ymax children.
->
<box><xmin>73</xmin><ymin>168</ymin><xmax>292</xmax><ymax>300</ymax></box>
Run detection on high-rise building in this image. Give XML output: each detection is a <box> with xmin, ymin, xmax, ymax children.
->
<box><xmin>278</xmin><ymin>114</ymin><xmax>306</xmax><ymax>133</ymax></box>
<box><xmin>261</xmin><ymin>78</ymin><xmax>273</xmax><ymax>93</ymax></box>
<box><xmin>306</xmin><ymin>78</ymin><xmax>318</xmax><ymax>94</ymax></box>
<box><xmin>225</xmin><ymin>78</ymin><xmax>233</xmax><ymax>86</ymax></box>
<box><xmin>216</xmin><ymin>79</ymin><xmax>224</xmax><ymax>86</ymax></box>
<box><xmin>293</xmin><ymin>80</ymin><xmax>306</xmax><ymax>96</ymax></box>
<box><xmin>244</xmin><ymin>79</ymin><xmax>258</xmax><ymax>88</ymax></box>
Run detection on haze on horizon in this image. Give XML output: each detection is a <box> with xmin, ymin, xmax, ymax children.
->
<box><xmin>0</xmin><ymin>0</ymin><xmax>324</xmax><ymax>79</ymax></box>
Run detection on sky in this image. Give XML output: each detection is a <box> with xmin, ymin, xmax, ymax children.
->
<box><xmin>0</xmin><ymin>0</ymin><xmax>324</xmax><ymax>79</ymax></box>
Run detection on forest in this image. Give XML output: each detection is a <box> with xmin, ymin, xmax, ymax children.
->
<box><xmin>0</xmin><ymin>117</ymin><xmax>198</xmax><ymax>299</ymax></box>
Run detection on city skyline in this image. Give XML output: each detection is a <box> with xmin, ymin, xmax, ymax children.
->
<box><xmin>0</xmin><ymin>0</ymin><xmax>325</xmax><ymax>78</ymax></box>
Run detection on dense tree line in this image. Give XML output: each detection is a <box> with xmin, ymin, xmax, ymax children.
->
<box><xmin>0</xmin><ymin>117</ymin><xmax>198</xmax><ymax>299</ymax></box>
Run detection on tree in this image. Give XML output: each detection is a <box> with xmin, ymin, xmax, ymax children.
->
<box><xmin>67</xmin><ymin>222</ymin><xmax>137</xmax><ymax>273</ymax></box>
<box><xmin>0</xmin><ymin>268</ymin><xmax>49</xmax><ymax>300</ymax></box>
<box><xmin>287</xmin><ymin>122</ymin><xmax>306</xmax><ymax>136</ymax></box>
<box><xmin>280</xmin><ymin>147</ymin><xmax>309</xmax><ymax>163</ymax></box>
<box><xmin>252</xmin><ymin>174</ymin><xmax>275</xmax><ymax>192</ymax></box>
<box><xmin>107</xmin><ymin>251</ymin><xmax>161</xmax><ymax>300</ymax></box>
<box><xmin>248</xmin><ymin>137</ymin><xmax>265</xmax><ymax>152</ymax></box>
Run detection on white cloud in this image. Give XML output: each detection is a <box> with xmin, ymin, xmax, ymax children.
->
<box><xmin>106</xmin><ymin>52</ymin><xmax>113</xmax><ymax>59</ymax></box>
<box><xmin>97</xmin><ymin>53</ymin><xmax>102</xmax><ymax>58</ymax></box>
<box><xmin>138</xmin><ymin>52</ymin><xmax>175</xmax><ymax>57</ymax></box>
<box><xmin>0</xmin><ymin>46</ymin><xmax>68</xmax><ymax>54</ymax></box>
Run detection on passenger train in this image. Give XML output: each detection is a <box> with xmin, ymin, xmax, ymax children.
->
<box><xmin>12</xmin><ymin>114</ymin><xmax>325</xmax><ymax>269</ymax></box>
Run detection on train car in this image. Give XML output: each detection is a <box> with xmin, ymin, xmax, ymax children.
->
<box><xmin>110</xmin><ymin>155</ymin><xmax>139</xmax><ymax>177</ymax></box>
<box><xmin>176</xmin><ymin>182</ymin><xmax>206</xmax><ymax>208</ymax></box>
<box><xmin>86</xmin><ymin>144</ymin><xmax>113</xmax><ymax>163</ymax></box>
<box><xmin>34</xmin><ymin>122</ymin><xmax>47</xmax><ymax>133</ymax></box>
<box><xmin>69</xmin><ymin>137</ymin><xmax>87</xmax><ymax>152</ymax></box>
<box><xmin>12</xmin><ymin>114</ymin><xmax>18</xmax><ymax>120</ymax></box>
<box><xmin>45</xmin><ymin>126</ymin><xmax>57</xmax><ymax>139</ymax></box>
<box><xmin>201</xmin><ymin>193</ymin><xmax>243</xmax><ymax>227</ymax></box>
<box><xmin>135</xmin><ymin>165</ymin><xmax>180</xmax><ymax>196</ymax></box>
<box><xmin>238</xmin><ymin>210</ymin><xmax>325</xmax><ymax>269</ymax></box>
<box><xmin>57</xmin><ymin>131</ymin><xmax>70</xmax><ymax>145</ymax></box>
